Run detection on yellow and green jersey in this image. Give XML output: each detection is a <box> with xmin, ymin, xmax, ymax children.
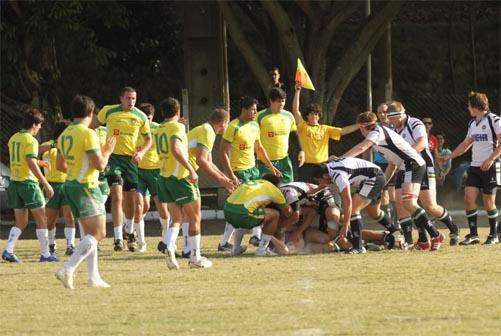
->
<box><xmin>139</xmin><ymin>121</ymin><xmax>160</xmax><ymax>170</ymax></box>
<box><xmin>97</xmin><ymin>104</ymin><xmax>150</xmax><ymax>156</ymax></box>
<box><xmin>226</xmin><ymin>179</ymin><xmax>286</xmax><ymax>214</ymax></box>
<box><xmin>188</xmin><ymin>123</ymin><xmax>216</xmax><ymax>172</ymax></box>
<box><xmin>257</xmin><ymin>108</ymin><xmax>297</xmax><ymax>160</ymax></box>
<box><xmin>157</xmin><ymin>120</ymin><xmax>189</xmax><ymax>179</ymax></box>
<box><xmin>57</xmin><ymin>122</ymin><xmax>100</xmax><ymax>188</ymax></box>
<box><xmin>8</xmin><ymin>130</ymin><xmax>39</xmax><ymax>182</ymax></box>
<box><xmin>41</xmin><ymin>140</ymin><xmax>67</xmax><ymax>183</ymax></box>
<box><xmin>95</xmin><ymin>126</ymin><xmax>107</xmax><ymax>147</ymax></box>
<box><xmin>297</xmin><ymin>120</ymin><xmax>342</xmax><ymax>163</ymax></box>
<box><xmin>222</xmin><ymin>118</ymin><xmax>260</xmax><ymax>171</ymax></box>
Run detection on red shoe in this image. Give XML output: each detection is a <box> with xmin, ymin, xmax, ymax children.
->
<box><xmin>412</xmin><ymin>241</ymin><xmax>431</xmax><ymax>250</ymax></box>
<box><xmin>430</xmin><ymin>232</ymin><xmax>445</xmax><ymax>251</ymax></box>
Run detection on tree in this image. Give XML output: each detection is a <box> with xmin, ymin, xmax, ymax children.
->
<box><xmin>218</xmin><ymin>0</ymin><xmax>404</xmax><ymax>123</ymax></box>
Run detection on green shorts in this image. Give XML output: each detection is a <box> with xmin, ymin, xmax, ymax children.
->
<box><xmin>106</xmin><ymin>154</ymin><xmax>138</xmax><ymax>191</ymax></box>
<box><xmin>7</xmin><ymin>180</ymin><xmax>45</xmax><ymax>210</ymax></box>
<box><xmin>45</xmin><ymin>182</ymin><xmax>68</xmax><ymax>209</ymax></box>
<box><xmin>257</xmin><ymin>156</ymin><xmax>293</xmax><ymax>183</ymax></box>
<box><xmin>98</xmin><ymin>178</ymin><xmax>110</xmax><ymax>196</ymax></box>
<box><xmin>138</xmin><ymin>168</ymin><xmax>159</xmax><ymax>197</ymax></box>
<box><xmin>234</xmin><ymin>167</ymin><xmax>260</xmax><ymax>183</ymax></box>
<box><xmin>157</xmin><ymin>175</ymin><xmax>200</xmax><ymax>205</ymax></box>
<box><xmin>223</xmin><ymin>202</ymin><xmax>264</xmax><ymax>230</ymax></box>
<box><xmin>64</xmin><ymin>180</ymin><xmax>106</xmax><ymax>219</ymax></box>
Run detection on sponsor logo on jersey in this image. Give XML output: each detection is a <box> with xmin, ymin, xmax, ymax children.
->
<box><xmin>472</xmin><ymin>134</ymin><xmax>488</xmax><ymax>142</ymax></box>
<box><xmin>268</xmin><ymin>131</ymin><xmax>275</xmax><ymax>138</ymax></box>
<box><xmin>239</xmin><ymin>143</ymin><xmax>246</xmax><ymax>150</ymax></box>
<box><xmin>113</xmin><ymin>129</ymin><xmax>120</xmax><ymax>136</ymax></box>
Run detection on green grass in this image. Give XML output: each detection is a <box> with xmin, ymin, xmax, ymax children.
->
<box><xmin>1</xmin><ymin>228</ymin><xmax>500</xmax><ymax>335</ymax></box>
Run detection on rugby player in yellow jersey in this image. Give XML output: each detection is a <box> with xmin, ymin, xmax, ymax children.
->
<box><xmin>2</xmin><ymin>109</ymin><xmax>55</xmax><ymax>263</ymax></box>
<box><xmin>97</xmin><ymin>86</ymin><xmax>151</xmax><ymax>251</ymax></box>
<box><xmin>292</xmin><ymin>83</ymin><xmax>358</xmax><ymax>182</ymax></box>
<box><xmin>55</xmin><ymin>95</ymin><xmax>115</xmax><ymax>289</ymax></box>
<box><xmin>218</xmin><ymin>96</ymin><xmax>281</xmax><ymax>252</ymax></box>
<box><xmin>130</xmin><ymin>103</ymin><xmax>170</xmax><ymax>253</ymax></box>
<box><xmin>256</xmin><ymin>87</ymin><xmax>305</xmax><ymax>183</ymax></box>
<box><xmin>40</xmin><ymin>120</ymin><xmax>77</xmax><ymax>257</ymax></box>
<box><xmin>156</xmin><ymin>97</ymin><xmax>212</xmax><ymax>270</ymax></box>
<box><xmin>224</xmin><ymin>174</ymin><xmax>293</xmax><ymax>256</ymax></box>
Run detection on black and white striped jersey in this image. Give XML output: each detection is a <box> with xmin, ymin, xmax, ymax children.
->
<box><xmin>466</xmin><ymin>112</ymin><xmax>501</xmax><ymax>167</ymax></box>
<box><xmin>326</xmin><ymin>157</ymin><xmax>382</xmax><ymax>192</ymax></box>
<box><xmin>395</xmin><ymin>116</ymin><xmax>434</xmax><ymax>167</ymax></box>
<box><xmin>366</xmin><ymin>124</ymin><xmax>425</xmax><ymax>169</ymax></box>
<box><xmin>279</xmin><ymin>182</ymin><xmax>311</xmax><ymax>211</ymax></box>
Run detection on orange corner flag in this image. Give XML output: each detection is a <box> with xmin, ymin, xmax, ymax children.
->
<box><xmin>295</xmin><ymin>58</ymin><xmax>315</xmax><ymax>91</ymax></box>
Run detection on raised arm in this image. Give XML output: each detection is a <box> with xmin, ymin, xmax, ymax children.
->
<box><xmin>292</xmin><ymin>82</ymin><xmax>304</xmax><ymax>126</ymax></box>
<box><xmin>340</xmin><ymin>124</ymin><xmax>359</xmax><ymax>136</ymax></box>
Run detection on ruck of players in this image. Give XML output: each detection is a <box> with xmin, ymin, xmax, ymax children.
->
<box><xmin>3</xmin><ymin>85</ymin><xmax>500</xmax><ymax>290</ymax></box>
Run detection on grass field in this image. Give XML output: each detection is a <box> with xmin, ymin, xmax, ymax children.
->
<box><xmin>1</xmin><ymin>228</ymin><xmax>500</xmax><ymax>335</ymax></box>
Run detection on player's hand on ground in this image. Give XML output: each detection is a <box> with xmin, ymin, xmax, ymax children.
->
<box><xmin>339</xmin><ymin>224</ymin><xmax>350</xmax><ymax>240</ymax></box>
<box><xmin>43</xmin><ymin>182</ymin><xmax>54</xmax><ymax>199</ymax></box>
<box><xmin>270</xmin><ymin>166</ymin><xmax>283</xmax><ymax>177</ymax></box>
<box><xmin>298</xmin><ymin>151</ymin><xmax>305</xmax><ymax>167</ymax></box>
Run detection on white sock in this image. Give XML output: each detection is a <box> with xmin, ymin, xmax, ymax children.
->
<box><xmin>64</xmin><ymin>227</ymin><xmax>76</xmax><ymax>246</ymax></box>
<box><xmin>166</xmin><ymin>226</ymin><xmax>180</xmax><ymax>251</ymax></box>
<box><xmin>232</xmin><ymin>228</ymin><xmax>246</xmax><ymax>247</ymax></box>
<box><xmin>86</xmin><ymin>241</ymin><xmax>101</xmax><ymax>282</ymax></box>
<box><xmin>182</xmin><ymin>222</ymin><xmax>190</xmax><ymax>254</ymax></box>
<box><xmin>48</xmin><ymin>228</ymin><xmax>57</xmax><ymax>245</ymax></box>
<box><xmin>65</xmin><ymin>234</ymin><xmax>97</xmax><ymax>274</ymax></box>
<box><xmin>220</xmin><ymin>222</ymin><xmax>235</xmax><ymax>245</ymax></box>
<box><xmin>188</xmin><ymin>234</ymin><xmax>201</xmax><ymax>261</ymax></box>
<box><xmin>113</xmin><ymin>226</ymin><xmax>123</xmax><ymax>240</ymax></box>
<box><xmin>160</xmin><ymin>217</ymin><xmax>169</xmax><ymax>234</ymax></box>
<box><xmin>257</xmin><ymin>233</ymin><xmax>272</xmax><ymax>251</ymax></box>
<box><xmin>78</xmin><ymin>220</ymin><xmax>85</xmax><ymax>239</ymax></box>
<box><xmin>5</xmin><ymin>227</ymin><xmax>22</xmax><ymax>253</ymax></box>
<box><xmin>36</xmin><ymin>229</ymin><xmax>50</xmax><ymax>258</ymax></box>
<box><xmin>124</xmin><ymin>217</ymin><xmax>133</xmax><ymax>234</ymax></box>
<box><xmin>251</xmin><ymin>226</ymin><xmax>262</xmax><ymax>239</ymax></box>
<box><xmin>134</xmin><ymin>219</ymin><xmax>145</xmax><ymax>244</ymax></box>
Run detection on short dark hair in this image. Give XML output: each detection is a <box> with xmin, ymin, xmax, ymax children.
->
<box><xmin>138</xmin><ymin>103</ymin><xmax>155</xmax><ymax>117</ymax></box>
<box><xmin>268</xmin><ymin>87</ymin><xmax>286</xmax><ymax>102</ymax></box>
<box><xmin>159</xmin><ymin>97</ymin><xmax>180</xmax><ymax>119</ymax></box>
<box><xmin>269</xmin><ymin>66</ymin><xmax>280</xmax><ymax>74</ymax></box>
<box><xmin>261</xmin><ymin>173</ymin><xmax>281</xmax><ymax>186</ymax></box>
<box><xmin>22</xmin><ymin>108</ymin><xmax>44</xmax><ymax>129</ymax></box>
<box><xmin>210</xmin><ymin>108</ymin><xmax>229</xmax><ymax>124</ymax></box>
<box><xmin>312</xmin><ymin>164</ymin><xmax>329</xmax><ymax>179</ymax></box>
<box><xmin>304</xmin><ymin>103</ymin><xmax>322</xmax><ymax>119</ymax></box>
<box><xmin>240</xmin><ymin>96</ymin><xmax>258</xmax><ymax>111</ymax></box>
<box><xmin>468</xmin><ymin>91</ymin><xmax>489</xmax><ymax>111</ymax></box>
<box><xmin>121</xmin><ymin>86</ymin><xmax>136</xmax><ymax>96</ymax></box>
<box><xmin>53</xmin><ymin>120</ymin><xmax>70</xmax><ymax>140</ymax></box>
<box><xmin>71</xmin><ymin>94</ymin><xmax>95</xmax><ymax>119</ymax></box>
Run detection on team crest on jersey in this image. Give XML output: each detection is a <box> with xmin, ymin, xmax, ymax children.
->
<box><xmin>268</xmin><ymin>131</ymin><xmax>275</xmax><ymax>138</ymax></box>
<box><xmin>482</xmin><ymin>125</ymin><xmax>486</xmax><ymax>130</ymax></box>
<box><xmin>239</xmin><ymin>144</ymin><xmax>246</xmax><ymax>150</ymax></box>
<box><xmin>113</xmin><ymin>129</ymin><xmax>120</xmax><ymax>136</ymax></box>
